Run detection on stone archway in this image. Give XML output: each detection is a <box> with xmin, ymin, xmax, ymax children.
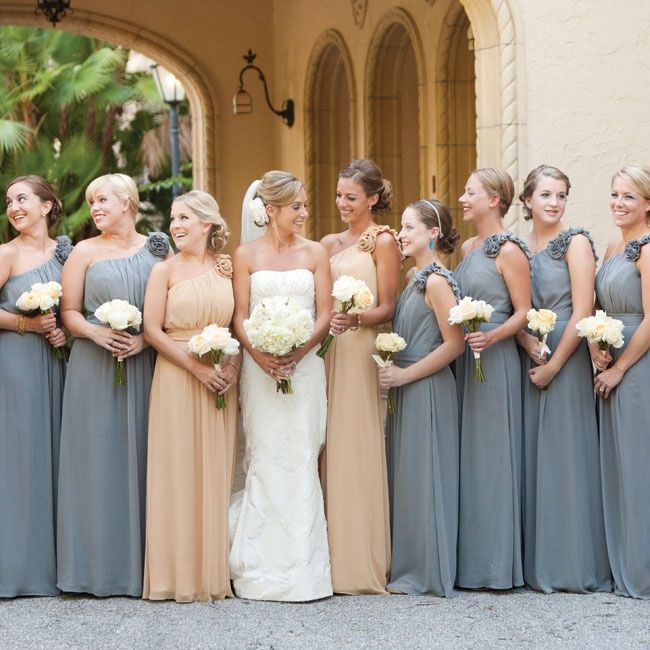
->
<box><xmin>304</xmin><ymin>30</ymin><xmax>355</xmax><ymax>240</ymax></box>
<box><xmin>365</xmin><ymin>8</ymin><xmax>427</xmax><ymax>231</ymax></box>
<box><xmin>0</xmin><ymin>5</ymin><xmax>217</xmax><ymax>195</ymax></box>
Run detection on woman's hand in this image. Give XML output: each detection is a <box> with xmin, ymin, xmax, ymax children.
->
<box><xmin>89</xmin><ymin>323</ymin><xmax>132</xmax><ymax>354</ymax></box>
<box><xmin>465</xmin><ymin>330</ymin><xmax>494</xmax><ymax>354</ymax></box>
<box><xmin>528</xmin><ymin>362</ymin><xmax>558</xmax><ymax>389</ymax></box>
<box><xmin>378</xmin><ymin>363</ymin><xmax>407</xmax><ymax>388</ymax></box>
<box><xmin>329</xmin><ymin>311</ymin><xmax>357</xmax><ymax>335</ymax></box>
<box><xmin>115</xmin><ymin>333</ymin><xmax>147</xmax><ymax>361</ymax></box>
<box><xmin>521</xmin><ymin>332</ymin><xmax>548</xmax><ymax>365</ymax></box>
<box><xmin>216</xmin><ymin>362</ymin><xmax>239</xmax><ymax>395</ymax></box>
<box><xmin>45</xmin><ymin>327</ymin><xmax>67</xmax><ymax>349</ymax></box>
<box><xmin>26</xmin><ymin>311</ymin><xmax>57</xmax><ymax>334</ymax></box>
<box><xmin>191</xmin><ymin>361</ymin><xmax>227</xmax><ymax>393</ymax></box>
<box><xmin>593</xmin><ymin>364</ymin><xmax>624</xmax><ymax>399</ymax></box>
<box><xmin>589</xmin><ymin>342</ymin><xmax>612</xmax><ymax>372</ymax></box>
<box><xmin>252</xmin><ymin>349</ymin><xmax>295</xmax><ymax>382</ymax></box>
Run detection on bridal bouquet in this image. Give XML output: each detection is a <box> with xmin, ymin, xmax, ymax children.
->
<box><xmin>576</xmin><ymin>310</ymin><xmax>624</xmax><ymax>373</ymax></box>
<box><xmin>188</xmin><ymin>325</ymin><xmax>240</xmax><ymax>409</ymax></box>
<box><xmin>317</xmin><ymin>275</ymin><xmax>374</xmax><ymax>358</ymax></box>
<box><xmin>373</xmin><ymin>332</ymin><xmax>407</xmax><ymax>415</ymax></box>
<box><xmin>16</xmin><ymin>281</ymin><xmax>65</xmax><ymax>359</ymax></box>
<box><xmin>448</xmin><ymin>296</ymin><xmax>495</xmax><ymax>382</ymax></box>
<box><xmin>94</xmin><ymin>299</ymin><xmax>142</xmax><ymax>386</ymax></box>
<box><xmin>527</xmin><ymin>308</ymin><xmax>557</xmax><ymax>359</ymax></box>
<box><xmin>243</xmin><ymin>295</ymin><xmax>314</xmax><ymax>394</ymax></box>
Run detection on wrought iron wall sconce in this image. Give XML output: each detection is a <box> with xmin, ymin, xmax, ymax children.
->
<box><xmin>233</xmin><ymin>49</ymin><xmax>294</xmax><ymax>128</ymax></box>
<box><xmin>35</xmin><ymin>0</ymin><xmax>71</xmax><ymax>26</ymax></box>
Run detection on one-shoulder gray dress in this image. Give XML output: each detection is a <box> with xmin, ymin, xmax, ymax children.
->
<box><xmin>386</xmin><ymin>263</ymin><xmax>460</xmax><ymax>597</ymax></box>
<box><xmin>523</xmin><ymin>228</ymin><xmax>610</xmax><ymax>593</ymax></box>
<box><xmin>596</xmin><ymin>233</ymin><xmax>650</xmax><ymax>599</ymax></box>
<box><xmin>453</xmin><ymin>232</ymin><xmax>528</xmax><ymax>589</ymax></box>
<box><xmin>56</xmin><ymin>233</ymin><xmax>169</xmax><ymax>597</ymax></box>
<box><xmin>0</xmin><ymin>236</ymin><xmax>72</xmax><ymax>597</ymax></box>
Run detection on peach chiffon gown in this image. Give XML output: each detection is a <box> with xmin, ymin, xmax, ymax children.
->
<box><xmin>321</xmin><ymin>224</ymin><xmax>396</xmax><ymax>594</ymax></box>
<box><xmin>143</xmin><ymin>257</ymin><xmax>237</xmax><ymax>602</ymax></box>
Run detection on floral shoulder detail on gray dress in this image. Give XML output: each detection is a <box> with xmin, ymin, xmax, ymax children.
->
<box><xmin>483</xmin><ymin>232</ymin><xmax>531</xmax><ymax>259</ymax></box>
<box><xmin>623</xmin><ymin>234</ymin><xmax>650</xmax><ymax>262</ymax></box>
<box><xmin>147</xmin><ymin>232</ymin><xmax>170</xmax><ymax>258</ymax></box>
<box><xmin>54</xmin><ymin>235</ymin><xmax>73</xmax><ymax>264</ymax></box>
<box><xmin>547</xmin><ymin>227</ymin><xmax>597</xmax><ymax>261</ymax></box>
<box><xmin>413</xmin><ymin>262</ymin><xmax>462</xmax><ymax>301</ymax></box>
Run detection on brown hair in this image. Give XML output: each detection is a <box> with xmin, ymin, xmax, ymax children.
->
<box><xmin>339</xmin><ymin>159</ymin><xmax>392</xmax><ymax>216</ymax></box>
<box><xmin>7</xmin><ymin>175</ymin><xmax>63</xmax><ymax>228</ymax></box>
<box><xmin>519</xmin><ymin>165</ymin><xmax>571</xmax><ymax>220</ymax></box>
<box><xmin>409</xmin><ymin>199</ymin><xmax>459</xmax><ymax>254</ymax></box>
<box><xmin>472</xmin><ymin>168</ymin><xmax>515</xmax><ymax>218</ymax></box>
<box><xmin>172</xmin><ymin>190</ymin><xmax>229</xmax><ymax>255</ymax></box>
<box><xmin>256</xmin><ymin>170</ymin><xmax>304</xmax><ymax>208</ymax></box>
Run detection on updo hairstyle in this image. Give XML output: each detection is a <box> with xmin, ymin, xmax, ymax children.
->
<box><xmin>409</xmin><ymin>198</ymin><xmax>459</xmax><ymax>255</ymax></box>
<box><xmin>256</xmin><ymin>170</ymin><xmax>303</xmax><ymax>209</ymax></box>
<box><xmin>339</xmin><ymin>159</ymin><xmax>392</xmax><ymax>216</ymax></box>
<box><xmin>7</xmin><ymin>175</ymin><xmax>63</xmax><ymax>228</ymax></box>
<box><xmin>173</xmin><ymin>190</ymin><xmax>229</xmax><ymax>254</ymax></box>
<box><xmin>85</xmin><ymin>173</ymin><xmax>139</xmax><ymax>217</ymax></box>
<box><xmin>519</xmin><ymin>165</ymin><xmax>571</xmax><ymax>220</ymax></box>
<box><xmin>472</xmin><ymin>168</ymin><xmax>514</xmax><ymax>218</ymax></box>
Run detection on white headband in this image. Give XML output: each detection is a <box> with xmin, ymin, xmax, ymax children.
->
<box><xmin>422</xmin><ymin>200</ymin><xmax>443</xmax><ymax>236</ymax></box>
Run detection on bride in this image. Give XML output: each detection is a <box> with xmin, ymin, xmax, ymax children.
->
<box><xmin>229</xmin><ymin>170</ymin><xmax>333</xmax><ymax>601</ymax></box>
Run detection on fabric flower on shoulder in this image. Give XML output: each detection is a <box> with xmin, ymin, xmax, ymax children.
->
<box><xmin>148</xmin><ymin>232</ymin><xmax>170</xmax><ymax>258</ymax></box>
<box><xmin>624</xmin><ymin>234</ymin><xmax>650</xmax><ymax>262</ymax></box>
<box><xmin>54</xmin><ymin>235</ymin><xmax>73</xmax><ymax>265</ymax></box>
<box><xmin>215</xmin><ymin>254</ymin><xmax>233</xmax><ymax>279</ymax></box>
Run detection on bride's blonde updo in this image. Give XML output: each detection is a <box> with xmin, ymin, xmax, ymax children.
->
<box><xmin>256</xmin><ymin>170</ymin><xmax>303</xmax><ymax>208</ymax></box>
<box><xmin>173</xmin><ymin>190</ymin><xmax>230</xmax><ymax>254</ymax></box>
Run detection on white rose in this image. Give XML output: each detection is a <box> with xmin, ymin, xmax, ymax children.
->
<box><xmin>448</xmin><ymin>296</ymin><xmax>478</xmax><ymax>324</ymax></box>
<box><xmin>535</xmin><ymin>309</ymin><xmax>556</xmax><ymax>335</ymax></box>
<box><xmin>250</xmin><ymin>197</ymin><xmax>269</xmax><ymax>227</ymax></box>
<box><xmin>188</xmin><ymin>334</ymin><xmax>212</xmax><ymax>356</ymax></box>
<box><xmin>602</xmin><ymin>318</ymin><xmax>625</xmax><ymax>348</ymax></box>
<box><xmin>474</xmin><ymin>300</ymin><xmax>494</xmax><ymax>322</ymax></box>
<box><xmin>375</xmin><ymin>332</ymin><xmax>407</xmax><ymax>354</ymax></box>
<box><xmin>16</xmin><ymin>291</ymin><xmax>41</xmax><ymax>312</ymax></box>
<box><xmin>43</xmin><ymin>281</ymin><xmax>63</xmax><ymax>301</ymax></box>
<box><xmin>108</xmin><ymin>308</ymin><xmax>130</xmax><ymax>331</ymax></box>
<box><xmin>353</xmin><ymin>289</ymin><xmax>374</xmax><ymax>309</ymax></box>
<box><xmin>38</xmin><ymin>293</ymin><xmax>56</xmax><ymax>311</ymax></box>
<box><xmin>332</xmin><ymin>276</ymin><xmax>357</xmax><ymax>303</ymax></box>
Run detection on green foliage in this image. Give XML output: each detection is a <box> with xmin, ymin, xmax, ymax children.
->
<box><xmin>0</xmin><ymin>26</ymin><xmax>191</xmax><ymax>243</ymax></box>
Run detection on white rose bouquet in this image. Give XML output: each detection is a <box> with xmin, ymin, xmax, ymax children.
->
<box><xmin>94</xmin><ymin>299</ymin><xmax>143</xmax><ymax>386</ymax></box>
<box><xmin>576</xmin><ymin>310</ymin><xmax>624</xmax><ymax>374</ymax></box>
<box><xmin>373</xmin><ymin>332</ymin><xmax>407</xmax><ymax>415</ymax></box>
<box><xmin>448</xmin><ymin>296</ymin><xmax>495</xmax><ymax>382</ymax></box>
<box><xmin>243</xmin><ymin>295</ymin><xmax>314</xmax><ymax>394</ymax></box>
<box><xmin>188</xmin><ymin>325</ymin><xmax>240</xmax><ymax>409</ymax></box>
<box><xmin>527</xmin><ymin>308</ymin><xmax>557</xmax><ymax>359</ymax></box>
<box><xmin>16</xmin><ymin>281</ymin><xmax>65</xmax><ymax>360</ymax></box>
<box><xmin>317</xmin><ymin>275</ymin><xmax>374</xmax><ymax>358</ymax></box>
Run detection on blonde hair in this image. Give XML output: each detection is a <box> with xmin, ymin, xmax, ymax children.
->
<box><xmin>519</xmin><ymin>165</ymin><xmax>571</xmax><ymax>220</ymax></box>
<box><xmin>256</xmin><ymin>170</ymin><xmax>303</xmax><ymax>208</ymax></box>
<box><xmin>173</xmin><ymin>190</ymin><xmax>229</xmax><ymax>254</ymax></box>
<box><xmin>85</xmin><ymin>173</ymin><xmax>139</xmax><ymax>216</ymax></box>
<box><xmin>472</xmin><ymin>168</ymin><xmax>515</xmax><ymax>218</ymax></box>
<box><xmin>612</xmin><ymin>166</ymin><xmax>650</xmax><ymax>219</ymax></box>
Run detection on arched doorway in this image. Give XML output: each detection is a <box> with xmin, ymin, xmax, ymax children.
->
<box><xmin>0</xmin><ymin>5</ymin><xmax>216</xmax><ymax>195</ymax></box>
<box><xmin>304</xmin><ymin>31</ymin><xmax>354</xmax><ymax>241</ymax></box>
<box><xmin>366</xmin><ymin>10</ymin><xmax>425</xmax><ymax>232</ymax></box>
<box><xmin>436</xmin><ymin>3</ymin><xmax>477</xmax><ymax>266</ymax></box>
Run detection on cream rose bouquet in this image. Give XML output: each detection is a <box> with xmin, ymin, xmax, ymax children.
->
<box><xmin>188</xmin><ymin>325</ymin><xmax>240</xmax><ymax>409</ymax></box>
<box><xmin>243</xmin><ymin>295</ymin><xmax>314</xmax><ymax>394</ymax></box>
<box><xmin>527</xmin><ymin>308</ymin><xmax>557</xmax><ymax>359</ymax></box>
<box><xmin>94</xmin><ymin>299</ymin><xmax>142</xmax><ymax>386</ymax></box>
<box><xmin>16</xmin><ymin>281</ymin><xmax>65</xmax><ymax>359</ymax></box>
<box><xmin>576</xmin><ymin>310</ymin><xmax>624</xmax><ymax>373</ymax></box>
<box><xmin>373</xmin><ymin>332</ymin><xmax>407</xmax><ymax>415</ymax></box>
<box><xmin>448</xmin><ymin>296</ymin><xmax>495</xmax><ymax>382</ymax></box>
<box><xmin>317</xmin><ymin>275</ymin><xmax>374</xmax><ymax>358</ymax></box>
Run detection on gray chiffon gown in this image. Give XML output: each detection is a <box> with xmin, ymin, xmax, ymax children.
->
<box><xmin>386</xmin><ymin>263</ymin><xmax>460</xmax><ymax>597</ymax></box>
<box><xmin>523</xmin><ymin>228</ymin><xmax>610</xmax><ymax>593</ymax></box>
<box><xmin>453</xmin><ymin>232</ymin><xmax>528</xmax><ymax>589</ymax></box>
<box><xmin>596</xmin><ymin>233</ymin><xmax>650</xmax><ymax>599</ymax></box>
<box><xmin>0</xmin><ymin>236</ymin><xmax>72</xmax><ymax>597</ymax></box>
<box><xmin>56</xmin><ymin>233</ymin><xmax>169</xmax><ymax>597</ymax></box>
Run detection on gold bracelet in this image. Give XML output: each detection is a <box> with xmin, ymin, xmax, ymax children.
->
<box><xmin>16</xmin><ymin>314</ymin><xmax>25</xmax><ymax>335</ymax></box>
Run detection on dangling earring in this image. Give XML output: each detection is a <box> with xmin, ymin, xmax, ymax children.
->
<box><xmin>428</xmin><ymin>238</ymin><xmax>436</xmax><ymax>250</ymax></box>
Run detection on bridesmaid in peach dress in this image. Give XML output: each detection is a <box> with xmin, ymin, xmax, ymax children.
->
<box><xmin>142</xmin><ymin>191</ymin><xmax>239</xmax><ymax>602</ymax></box>
<box><xmin>320</xmin><ymin>159</ymin><xmax>401</xmax><ymax>594</ymax></box>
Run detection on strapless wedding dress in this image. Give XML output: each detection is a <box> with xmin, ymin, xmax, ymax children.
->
<box><xmin>229</xmin><ymin>269</ymin><xmax>332</xmax><ymax>601</ymax></box>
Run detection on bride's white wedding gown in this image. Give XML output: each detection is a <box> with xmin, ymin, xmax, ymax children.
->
<box><xmin>229</xmin><ymin>269</ymin><xmax>332</xmax><ymax>601</ymax></box>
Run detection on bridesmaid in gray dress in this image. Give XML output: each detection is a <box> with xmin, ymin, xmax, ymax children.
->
<box><xmin>517</xmin><ymin>165</ymin><xmax>610</xmax><ymax>593</ymax></box>
<box><xmin>57</xmin><ymin>174</ymin><xmax>169</xmax><ymax>597</ymax></box>
<box><xmin>379</xmin><ymin>199</ymin><xmax>464</xmax><ymax>597</ymax></box>
<box><xmin>454</xmin><ymin>169</ymin><xmax>531</xmax><ymax>590</ymax></box>
<box><xmin>593</xmin><ymin>166</ymin><xmax>650</xmax><ymax>599</ymax></box>
<box><xmin>0</xmin><ymin>176</ymin><xmax>70</xmax><ymax>596</ymax></box>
